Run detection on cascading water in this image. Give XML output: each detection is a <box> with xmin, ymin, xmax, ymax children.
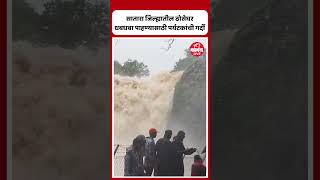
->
<box><xmin>113</xmin><ymin>72</ymin><xmax>183</xmax><ymax>145</ymax></box>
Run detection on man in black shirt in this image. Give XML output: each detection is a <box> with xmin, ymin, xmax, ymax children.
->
<box><xmin>171</xmin><ymin>131</ymin><xmax>196</xmax><ymax>176</ymax></box>
<box><xmin>155</xmin><ymin>130</ymin><xmax>173</xmax><ymax>176</ymax></box>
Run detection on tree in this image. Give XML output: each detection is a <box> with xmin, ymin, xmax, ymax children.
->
<box><xmin>13</xmin><ymin>0</ymin><xmax>41</xmax><ymax>41</ymax></box>
<box><xmin>39</xmin><ymin>0</ymin><xmax>108</xmax><ymax>49</ymax></box>
<box><xmin>172</xmin><ymin>48</ymin><xmax>206</xmax><ymax>72</ymax></box>
<box><xmin>122</xmin><ymin>59</ymin><xmax>150</xmax><ymax>77</ymax></box>
<box><xmin>114</xmin><ymin>59</ymin><xmax>150</xmax><ymax>77</ymax></box>
<box><xmin>114</xmin><ymin>60</ymin><xmax>123</xmax><ymax>74</ymax></box>
<box><xmin>12</xmin><ymin>0</ymin><xmax>109</xmax><ymax>49</ymax></box>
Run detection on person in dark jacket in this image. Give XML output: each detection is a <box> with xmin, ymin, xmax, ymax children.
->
<box><xmin>191</xmin><ymin>155</ymin><xmax>206</xmax><ymax>176</ymax></box>
<box><xmin>155</xmin><ymin>130</ymin><xmax>173</xmax><ymax>176</ymax></box>
<box><xmin>171</xmin><ymin>131</ymin><xmax>196</xmax><ymax>176</ymax></box>
<box><xmin>124</xmin><ymin>135</ymin><xmax>146</xmax><ymax>176</ymax></box>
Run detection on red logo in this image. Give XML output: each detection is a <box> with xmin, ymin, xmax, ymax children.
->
<box><xmin>189</xmin><ymin>42</ymin><xmax>204</xmax><ymax>57</ymax></box>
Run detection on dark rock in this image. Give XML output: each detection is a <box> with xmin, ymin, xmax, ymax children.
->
<box><xmin>213</xmin><ymin>0</ymin><xmax>308</xmax><ymax>179</ymax></box>
<box><xmin>169</xmin><ymin>60</ymin><xmax>207</xmax><ymax>149</ymax></box>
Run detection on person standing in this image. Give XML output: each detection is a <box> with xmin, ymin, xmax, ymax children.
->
<box><xmin>124</xmin><ymin>135</ymin><xmax>146</xmax><ymax>176</ymax></box>
<box><xmin>155</xmin><ymin>130</ymin><xmax>174</xmax><ymax>176</ymax></box>
<box><xmin>171</xmin><ymin>131</ymin><xmax>196</xmax><ymax>176</ymax></box>
<box><xmin>144</xmin><ymin>128</ymin><xmax>158</xmax><ymax>176</ymax></box>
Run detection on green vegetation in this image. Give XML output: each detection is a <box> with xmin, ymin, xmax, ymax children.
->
<box><xmin>13</xmin><ymin>0</ymin><xmax>109</xmax><ymax>49</ymax></box>
<box><xmin>13</xmin><ymin>0</ymin><xmax>41</xmax><ymax>41</ymax></box>
<box><xmin>172</xmin><ymin>49</ymin><xmax>206</xmax><ymax>72</ymax></box>
<box><xmin>114</xmin><ymin>59</ymin><xmax>150</xmax><ymax>77</ymax></box>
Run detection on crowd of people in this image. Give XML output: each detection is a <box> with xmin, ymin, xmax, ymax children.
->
<box><xmin>123</xmin><ymin>128</ymin><xmax>206</xmax><ymax>176</ymax></box>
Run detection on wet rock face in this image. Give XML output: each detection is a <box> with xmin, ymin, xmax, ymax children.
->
<box><xmin>213</xmin><ymin>0</ymin><xmax>308</xmax><ymax>180</ymax></box>
<box><xmin>169</xmin><ymin>59</ymin><xmax>206</xmax><ymax>149</ymax></box>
